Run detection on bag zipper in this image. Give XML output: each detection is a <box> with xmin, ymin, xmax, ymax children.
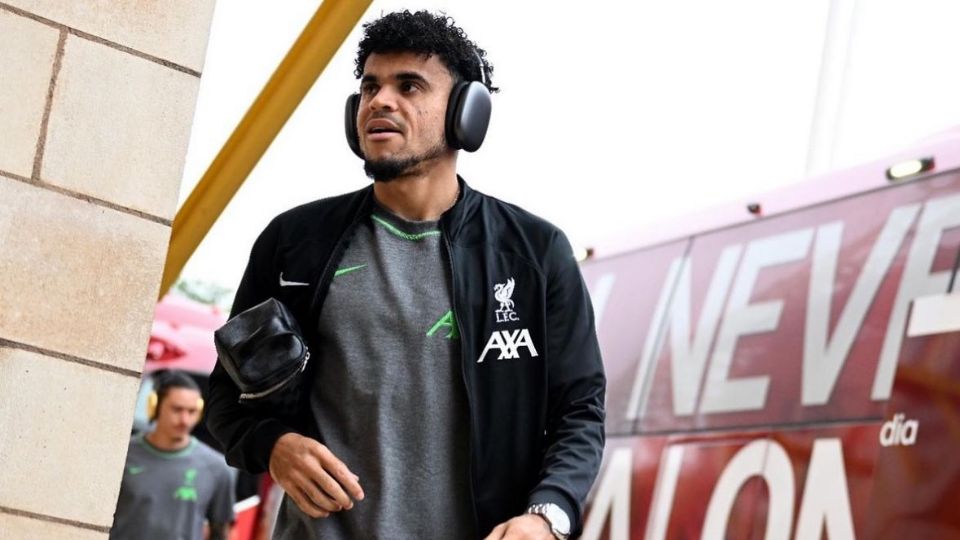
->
<box><xmin>239</xmin><ymin>352</ymin><xmax>310</xmax><ymax>401</ymax></box>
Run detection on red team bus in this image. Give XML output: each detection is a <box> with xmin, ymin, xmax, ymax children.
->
<box><xmin>578</xmin><ymin>129</ymin><xmax>960</xmax><ymax>540</ymax></box>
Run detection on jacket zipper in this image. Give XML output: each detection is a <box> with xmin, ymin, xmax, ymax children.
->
<box><xmin>443</xmin><ymin>229</ymin><xmax>481</xmax><ymax>535</ymax></box>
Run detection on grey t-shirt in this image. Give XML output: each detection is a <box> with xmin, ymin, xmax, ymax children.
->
<box><xmin>274</xmin><ymin>204</ymin><xmax>474</xmax><ymax>539</ymax></box>
<box><xmin>110</xmin><ymin>434</ymin><xmax>235</xmax><ymax>540</ymax></box>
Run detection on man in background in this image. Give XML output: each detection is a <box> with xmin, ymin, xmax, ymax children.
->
<box><xmin>111</xmin><ymin>370</ymin><xmax>235</xmax><ymax>540</ymax></box>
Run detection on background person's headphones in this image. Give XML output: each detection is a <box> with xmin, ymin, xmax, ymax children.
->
<box><xmin>345</xmin><ymin>52</ymin><xmax>492</xmax><ymax>158</ymax></box>
<box><xmin>146</xmin><ymin>371</ymin><xmax>205</xmax><ymax>422</ymax></box>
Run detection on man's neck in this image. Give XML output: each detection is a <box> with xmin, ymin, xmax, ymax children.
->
<box><xmin>145</xmin><ymin>430</ymin><xmax>191</xmax><ymax>452</ymax></box>
<box><xmin>373</xmin><ymin>162</ymin><xmax>459</xmax><ymax>222</ymax></box>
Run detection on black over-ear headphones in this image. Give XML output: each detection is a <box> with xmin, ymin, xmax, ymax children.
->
<box><xmin>345</xmin><ymin>52</ymin><xmax>492</xmax><ymax>158</ymax></box>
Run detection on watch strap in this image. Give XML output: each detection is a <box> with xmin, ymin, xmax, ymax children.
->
<box><xmin>526</xmin><ymin>503</ymin><xmax>570</xmax><ymax>540</ymax></box>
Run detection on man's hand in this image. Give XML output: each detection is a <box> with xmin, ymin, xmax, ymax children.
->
<box><xmin>483</xmin><ymin>514</ymin><xmax>555</xmax><ymax>540</ymax></box>
<box><xmin>268</xmin><ymin>433</ymin><xmax>364</xmax><ymax>518</ymax></box>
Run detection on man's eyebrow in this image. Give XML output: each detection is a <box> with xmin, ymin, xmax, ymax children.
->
<box><xmin>395</xmin><ymin>72</ymin><xmax>428</xmax><ymax>84</ymax></box>
<box><xmin>361</xmin><ymin>72</ymin><xmax>430</xmax><ymax>85</ymax></box>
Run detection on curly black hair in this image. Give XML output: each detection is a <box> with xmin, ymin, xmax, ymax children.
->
<box><xmin>354</xmin><ymin>10</ymin><xmax>498</xmax><ymax>93</ymax></box>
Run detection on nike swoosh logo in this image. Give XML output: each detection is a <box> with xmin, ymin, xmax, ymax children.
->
<box><xmin>334</xmin><ymin>264</ymin><xmax>367</xmax><ymax>277</ymax></box>
<box><xmin>279</xmin><ymin>272</ymin><xmax>310</xmax><ymax>287</ymax></box>
<box><xmin>128</xmin><ymin>466</ymin><xmax>145</xmax><ymax>475</ymax></box>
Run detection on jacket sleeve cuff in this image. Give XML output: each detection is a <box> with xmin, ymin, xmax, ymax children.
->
<box><xmin>527</xmin><ymin>486</ymin><xmax>579</xmax><ymax>534</ymax></box>
<box><xmin>248</xmin><ymin>419</ymin><xmax>296</xmax><ymax>473</ymax></box>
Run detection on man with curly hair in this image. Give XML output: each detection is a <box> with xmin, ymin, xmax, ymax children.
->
<box><xmin>206</xmin><ymin>10</ymin><xmax>605</xmax><ymax>540</ymax></box>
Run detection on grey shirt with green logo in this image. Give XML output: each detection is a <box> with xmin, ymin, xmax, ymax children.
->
<box><xmin>274</xmin><ymin>202</ymin><xmax>474</xmax><ymax>539</ymax></box>
<box><xmin>110</xmin><ymin>434</ymin><xmax>235</xmax><ymax>540</ymax></box>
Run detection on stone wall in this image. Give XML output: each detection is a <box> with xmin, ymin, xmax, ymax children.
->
<box><xmin>0</xmin><ymin>2</ymin><xmax>217</xmax><ymax>537</ymax></box>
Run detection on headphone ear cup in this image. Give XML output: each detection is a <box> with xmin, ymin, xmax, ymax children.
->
<box><xmin>446</xmin><ymin>81</ymin><xmax>491</xmax><ymax>152</ymax></box>
<box><xmin>445</xmin><ymin>82</ymin><xmax>468</xmax><ymax>150</ymax></box>
<box><xmin>196</xmin><ymin>397</ymin><xmax>205</xmax><ymax>419</ymax></box>
<box><xmin>147</xmin><ymin>391</ymin><xmax>158</xmax><ymax>422</ymax></box>
<box><xmin>345</xmin><ymin>93</ymin><xmax>363</xmax><ymax>159</ymax></box>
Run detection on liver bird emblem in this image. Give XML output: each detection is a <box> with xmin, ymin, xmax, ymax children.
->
<box><xmin>494</xmin><ymin>278</ymin><xmax>516</xmax><ymax>312</ymax></box>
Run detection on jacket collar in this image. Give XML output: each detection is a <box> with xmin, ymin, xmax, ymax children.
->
<box><xmin>354</xmin><ymin>175</ymin><xmax>479</xmax><ymax>241</ymax></box>
<box><xmin>441</xmin><ymin>175</ymin><xmax>479</xmax><ymax>240</ymax></box>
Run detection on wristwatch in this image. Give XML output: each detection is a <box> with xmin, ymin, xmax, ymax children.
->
<box><xmin>526</xmin><ymin>503</ymin><xmax>571</xmax><ymax>540</ymax></box>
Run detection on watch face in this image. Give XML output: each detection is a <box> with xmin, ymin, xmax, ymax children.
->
<box><xmin>542</xmin><ymin>504</ymin><xmax>571</xmax><ymax>535</ymax></box>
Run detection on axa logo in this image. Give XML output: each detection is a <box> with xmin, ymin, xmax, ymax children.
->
<box><xmin>477</xmin><ymin>329</ymin><xmax>539</xmax><ymax>363</ymax></box>
<box><xmin>879</xmin><ymin>413</ymin><xmax>919</xmax><ymax>447</ymax></box>
<box><xmin>494</xmin><ymin>277</ymin><xmax>519</xmax><ymax>323</ymax></box>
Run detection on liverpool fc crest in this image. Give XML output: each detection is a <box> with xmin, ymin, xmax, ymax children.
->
<box><xmin>494</xmin><ymin>278</ymin><xmax>519</xmax><ymax>323</ymax></box>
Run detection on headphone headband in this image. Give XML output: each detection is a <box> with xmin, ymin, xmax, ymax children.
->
<box><xmin>473</xmin><ymin>50</ymin><xmax>487</xmax><ymax>87</ymax></box>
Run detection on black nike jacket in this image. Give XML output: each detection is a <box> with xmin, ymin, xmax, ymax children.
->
<box><xmin>206</xmin><ymin>178</ymin><xmax>606</xmax><ymax>538</ymax></box>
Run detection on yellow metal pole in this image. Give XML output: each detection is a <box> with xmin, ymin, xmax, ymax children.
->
<box><xmin>160</xmin><ymin>0</ymin><xmax>373</xmax><ymax>298</ymax></box>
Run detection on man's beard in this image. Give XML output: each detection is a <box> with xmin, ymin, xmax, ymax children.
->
<box><xmin>363</xmin><ymin>140</ymin><xmax>447</xmax><ymax>182</ymax></box>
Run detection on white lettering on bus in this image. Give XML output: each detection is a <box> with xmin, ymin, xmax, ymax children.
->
<box><xmin>879</xmin><ymin>413</ymin><xmax>919</xmax><ymax>446</ymax></box>
<box><xmin>580</xmin><ymin>447</ymin><xmax>633</xmax><ymax>540</ymax></box>
<box><xmin>874</xmin><ymin>193</ymin><xmax>960</xmax><ymax>400</ymax></box>
<box><xmin>700</xmin><ymin>229</ymin><xmax>813</xmax><ymax>414</ymax></box>
<box><xmin>591</xmin><ymin>273</ymin><xmax>617</xmax><ymax>330</ymax></box>
<box><xmin>802</xmin><ymin>206</ymin><xmax>919</xmax><ymax>405</ymax></box>
<box><xmin>793</xmin><ymin>439</ymin><xmax>857</xmax><ymax>539</ymax></box>
<box><xmin>702</xmin><ymin>439</ymin><xmax>795</xmax><ymax>540</ymax></box>
<box><xmin>642</xmin><ymin>445</ymin><xmax>684</xmax><ymax>540</ymax></box>
<box><xmin>624</xmin><ymin>247</ymin><xmax>742</xmax><ymax>420</ymax></box>
<box><xmin>608</xmin><ymin>193</ymin><xmax>960</xmax><ymax>419</ymax></box>
<box><xmin>582</xmin><ymin>438</ymin><xmax>856</xmax><ymax>540</ymax></box>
